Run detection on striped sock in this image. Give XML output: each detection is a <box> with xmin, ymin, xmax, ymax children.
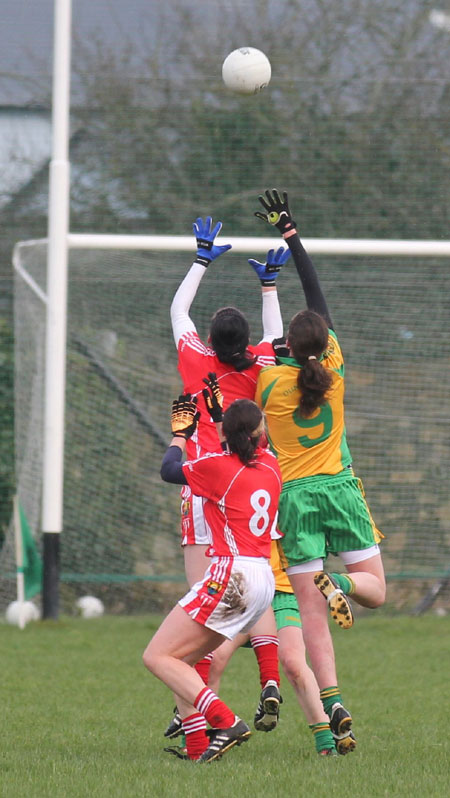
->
<box><xmin>330</xmin><ymin>572</ymin><xmax>355</xmax><ymax>595</ymax></box>
<box><xmin>320</xmin><ymin>686</ymin><xmax>343</xmax><ymax>717</ymax></box>
<box><xmin>182</xmin><ymin>713</ymin><xmax>209</xmax><ymax>761</ymax></box>
<box><xmin>309</xmin><ymin>722</ymin><xmax>336</xmax><ymax>754</ymax></box>
<box><xmin>194</xmin><ymin>652</ymin><xmax>214</xmax><ymax>684</ymax></box>
<box><xmin>194</xmin><ymin>686</ymin><xmax>235</xmax><ymax>729</ymax></box>
<box><xmin>250</xmin><ymin>635</ymin><xmax>280</xmax><ymax>688</ymax></box>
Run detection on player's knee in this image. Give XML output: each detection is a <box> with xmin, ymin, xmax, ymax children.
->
<box><xmin>209</xmin><ymin>649</ymin><xmax>227</xmax><ymax>679</ymax></box>
<box><xmin>371</xmin><ymin>586</ymin><xmax>386</xmax><ymax>608</ymax></box>
<box><xmin>364</xmin><ymin>580</ymin><xmax>386</xmax><ymax>608</ymax></box>
<box><xmin>375</xmin><ymin>575</ymin><xmax>387</xmax><ymax>606</ymax></box>
<box><xmin>142</xmin><ymin>645</ymin><xmax>157</xmax><ymax>673</ymax></box>
<box><xmin>280</xmin><ymin>650</ymin><xmax>304</xmax><ymax>687</ymax></box>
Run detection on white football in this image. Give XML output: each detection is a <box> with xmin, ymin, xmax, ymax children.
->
<box><xmin>222</xmin><ymin>47</ymin><xmax>271</xmax><ymax>95</ymax></box>
<box><xmin>76</xmin><ymin>595</ymin><xmax>104</xmax><ymax>619</ymax></box>
<box><xmin>5</xmin><ymin>600</ymin><xmax>40</xmax><ymax>626</ymax></box>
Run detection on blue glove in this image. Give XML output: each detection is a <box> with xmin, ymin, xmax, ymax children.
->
<box><xmin>248</xmin><ymin>246</ymin><xmax>291</xmax><ymax>286</ymax></box>
<box><xmin>193</xmin><ymin>216</ymin><xmax>232</xmax><ymax>267</ymax></box>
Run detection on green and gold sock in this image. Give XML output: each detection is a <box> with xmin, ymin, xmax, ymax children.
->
<box><xmin>309</xmin><ymin>722</ymin><xmax>336</xmax><ymax>754</ymax></box>
<box><xmin>330</xmin><ymin>572</ymin><xmax>355</xmax><ymax>595</ymax></box>
<box><xmin>320</xmin><ymin>686</ymin><xmax>343</xmax><ymax>717</ymax></box>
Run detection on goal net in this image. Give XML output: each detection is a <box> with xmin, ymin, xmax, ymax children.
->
<box><xmin>2</xmin><ymin>238</ymin><xmax>450</xmax><ymax>613</ymax></box>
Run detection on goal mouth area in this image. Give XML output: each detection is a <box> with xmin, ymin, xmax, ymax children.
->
<box><xmin>3</xmin><ymin>234</ymin><xmax>450</xmax><ymax>613</ymax></box>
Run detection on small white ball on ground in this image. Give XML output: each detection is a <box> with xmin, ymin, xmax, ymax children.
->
<box><xmin>5</xmin><ymin>600</ymin><xmax>40</xmax><ymax>625</ymax></box>
<box><xmin>76</xmin><ymin>595</ymin><xmax>104</xmax><ymax>619</ymax></box>
<box><xmin>222</xmin><ymin>47</ymin><xmax>271</xmax><ymax>95</ymax></box>
<box><xmin>434</xmin><ymin>606</ymin><xmax>447</xmax><ymax>617</ymax></box>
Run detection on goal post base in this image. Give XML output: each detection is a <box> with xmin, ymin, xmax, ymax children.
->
<box><xmin>43</xmin><ymin>532</ymin><xmax>60</xmax><ymax>620</ymax></box>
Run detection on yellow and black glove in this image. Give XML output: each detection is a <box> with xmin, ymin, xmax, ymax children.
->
<box><xmin>171</xmin><ymin>394</ymin><xmax>200</xmax><ymax>439</ymax></box>
<box><xmin>202</xmin><ymin>372</ymin><xmax>224</xmax><ymax>423</ymax></box>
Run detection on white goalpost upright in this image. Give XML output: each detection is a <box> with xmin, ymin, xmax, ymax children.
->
<box><xmin>41</xmin><ymin>0</ymin><xmax>72</xmax><ymax>619</ymax></box>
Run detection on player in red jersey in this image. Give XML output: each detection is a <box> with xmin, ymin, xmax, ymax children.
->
<box><xmin>170</xmin><ymin>217</ymin><xmax>287</xmax><ymax>577</ymax></box>
<box><xmin>207</xmin><ymin>539</ymin><xmax>337</xmax><ymax>756</ymax></box>
<box><xmin>143</xmin><ymin>393</ymin><xmax>282</xmax><ymax>762</ymax></box>
<box><xmin>165</xmin><ymin>216</ymin><xmax>289</xmax><ymax>741</ymax></box>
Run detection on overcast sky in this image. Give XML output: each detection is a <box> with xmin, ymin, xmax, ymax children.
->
<box><xmin>0</xmin><ymin>0</ymin><xmax>197</xmax><ymax>103</ymax></box>
<box><xmin>2</xmin><ymin>1</ymin><xmax>448</xmax><ymax>105</ymax></box>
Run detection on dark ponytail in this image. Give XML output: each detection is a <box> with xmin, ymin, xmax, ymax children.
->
<box><xmin>222</xmin><ymin>399</ymin><xmax>264</xmax><ymax>465</ymax></box>
<box><xmin>210</xmin><ymin>307</ymin><xmax>257</xmax><ymax>372</ymax></box>
<box><xmin>287</xmin><ymin>310</ymin><xmax>333</xmax><ymax>417</ymax></box>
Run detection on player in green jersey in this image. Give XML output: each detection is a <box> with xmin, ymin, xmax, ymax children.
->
<box><xmin>207</xmin><ymin>540</ymin><xmax>337</xmax><ymax>756</ymax></box>
<box><xmin>254</xmin><ymin>189</ymin><xmax>386</xmax><ymax>755</ymax></box>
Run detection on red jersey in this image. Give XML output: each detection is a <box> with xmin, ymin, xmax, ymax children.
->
<box><xmin>177</xmin><ymin>331</ymin><xmax>276</xmax><ymax>459</ymax></box>
<box><xmin>182</xmin><ymin>447</ymin><xmax>282</xmax><ymax>559</ymax></box>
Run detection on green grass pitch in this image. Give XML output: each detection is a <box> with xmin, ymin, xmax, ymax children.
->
<box><xmin>2</xmin><ymin>614</ymin><xmax>449</xmax><ymax>797</ymax></box>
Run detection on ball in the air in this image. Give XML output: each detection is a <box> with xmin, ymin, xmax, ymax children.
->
<box><xmin>222</xmin><ymin>47</ymin><xmax>271</xmax><ymax>95</ymax></box>
<box><xmin>5</xmin><ymin>600</ymin><xmax>40</xmax><ymax>625</ymax></box>
<box><xmin>76</xmin><ymin>595</ymin><xmax>104</xmax><ymax>619</ymax></box>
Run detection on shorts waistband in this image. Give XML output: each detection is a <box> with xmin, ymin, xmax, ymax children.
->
<box><xmin>282</xmin><ymin>467</ymin><xmax>354</xmax><ymax>492</ymax></box>
<box><xmin>211</xmin><ymin>555</ymin><xmax>270</xmax><ymax>566</ymax></box>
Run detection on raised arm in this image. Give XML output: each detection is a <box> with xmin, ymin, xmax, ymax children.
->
<box><xmin>255</xmin><ymin>189</ymin><xmax>334</xmax><ymax>330</ymax></box>
<box><xmin>170</xmin><ymin>216</ymin><xmax>232</xmax><ymax>346</ymax></box>
<box><xmin>202</xmin><ymin>371</ymin><xmax>227</xmax><ymax>450</ymax></box>
<box><xmin>248</xmin><ymin>246</ymin><xmax>289</xmax><ymax>342</ymax></box>
<box><xmin>160</xmin><ymin>394</ymin><xmax>200</xmax><ymax>484</ymax></box>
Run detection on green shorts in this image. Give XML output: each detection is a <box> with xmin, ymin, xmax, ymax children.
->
<box><xmin>272</xmin><ymin>590</ymin><xmax>302</xmax><ymax>630</ymax></box>
<box><xmin>278</xmin><ymin>469</ymin><xmax>381</xmax><ymax>568</ymax></box>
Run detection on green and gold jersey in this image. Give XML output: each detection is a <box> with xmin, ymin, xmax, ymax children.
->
<box><xmin>255</xmin><ymin>330</ymin><xmax>352</xmax><ymax>483</ymax></box>
<box><xmin>270</xmin><ymin>540</ymin><xmax>293</xmax><ymax>594</ymax></box>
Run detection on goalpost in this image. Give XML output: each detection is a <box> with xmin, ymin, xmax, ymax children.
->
<box><xmin>39</xmin><ymin>0</ymin><xmax>72</xmax><ymax>620</ymax></box>
<box><xmin>4</xmin><ymin>0</ymin><xmax>450</xmax><ymax>619</ymax></box>
<box><xmin>67</xmin><ymin>234</ymin><xmax>450</xmax><ymax>257</ymax></box>
<box><xmin>6</xmin><ymin>232</ymin><xmax>450</xmax><ymax>621</ymax></box>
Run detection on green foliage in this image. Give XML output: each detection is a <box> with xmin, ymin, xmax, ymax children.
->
<box><xmin>65</xmin><ymin>2</ymin><xmax>449</xmax><ymax>239</ymax></box>
<box><xmin>1</xmin><ymin>615</ymin><xmax>449</xmax><ymax>797</ymax></box>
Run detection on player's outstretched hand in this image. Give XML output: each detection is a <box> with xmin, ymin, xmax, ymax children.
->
<box><xmin>193</xmin><ymin>216</ymin><xmax>232</xmax><ymax>267</ymax></box>
<box><xmin>248</xmin><ymin>246</ymin><xmax>291</xmax><ymax>286</ymax></box>
<box><xmin>171</xmin><ymin>394</ymin><xmax>200</xmax><ymax>439</ymax></box>
<box><xmin>254</xmin><ymin>189</ymin><xmax>296</xmax><ymax>236</ymax></box>
<box><xmin>272</xmin><ymin>336</ymin><xmax>290</xmax><ymax>360</ymax></box>
<box><xmin>202</xmin><ymin>372</ymin><xmax>224</xmax><ymax>423</ymax></box>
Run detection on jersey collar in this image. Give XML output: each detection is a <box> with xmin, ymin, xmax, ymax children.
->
<box><xmin>276</xmin><ymin>354</ymin><xmax>325</xmax><ymax>368</ymax></box>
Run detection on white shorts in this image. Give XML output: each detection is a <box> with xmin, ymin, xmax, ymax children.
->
<box><xmin>286</xmin><ymin>544</ymin><xmax>381</xmax><ymax>574</ymax></box>
<box><xmin>179</xmin><ymin>555</ymin><xmax>275</xmax><ymax>640</ymax></box>
<box><xmin>180</xmin><ymin>486</ymin><xmax>212</xmax><ymax>546</ymax></box>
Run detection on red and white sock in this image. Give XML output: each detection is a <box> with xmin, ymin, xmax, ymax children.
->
<box><xmin>194</xmin><ymin>687</ymin><xmax>235</xmax><ymax>729</ymax></box>
<box><xmin>250</xmin><ymin>635</ymin><xmax>280</xmax><ymax>688</ymax></box>
<box><xmin>194</xmin><ymin>652</ymin><xmax>214</xmax><ymax>685</ymax></box>
<box><xmin>182</xmin><ymin>713</ymin><xmax>209</xmax><ymax>761</ymax></box>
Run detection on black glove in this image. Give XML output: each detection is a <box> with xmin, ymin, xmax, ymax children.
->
<box><xmin>202</xmin><ymin>372</ymin><xmax>224</xmax><ymax>423</ymax></box>
<box><xmin>272</xmin><ymin>336</ymin><xmax>290</xmax><ymax>360</ymax></box>
<box><xmin>171</xmin><ymin>394</ymin><xmax>200</xmax><ymax>439</ymax></box>
<box><xmin>255</xmin><ymin>189</ymin><xmax>297</xmax><ymax>236</ymax></box>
